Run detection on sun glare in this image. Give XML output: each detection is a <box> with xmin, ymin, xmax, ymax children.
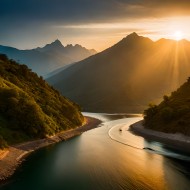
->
<box><xmin>173</xmin><ymin>31</ymin><xmax>183</xmax><ymax>41</ymax></box>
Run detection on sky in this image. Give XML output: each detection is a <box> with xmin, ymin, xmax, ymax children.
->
<box><xmin>1</xmin><ymin>0</ymin><xmax>190</xmax><ymax>51</ymax></box>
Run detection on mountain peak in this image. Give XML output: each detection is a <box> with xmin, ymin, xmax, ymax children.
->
<box><xmin>118</xmin><ymin>32</ymin><xmax>140</xmax><ymax>44</ymax></box>
<box><xmin>66</xmin><ymin>44</ymin><xmax>74</xmax><ymax>48</ymax></box>
<box><xmin>65</xmin><ymin>44</ymin><xmax>83</xmax><ymax>48</ymax></box>
<box><xmin>114</xmin><ymin>32</ymin><xmax>141</xmax><ymax>47</ymax></box>
<box><xmin>127</xmin><ymin>32</ymin><xmax>139</xmax><ymax>38</ymax></box>
<box><xmin>117</xmin><ymin>32</ymin><xmax>153</xmax><ymax>46</ymax></box>
<box><xmin>50</xmin><ymin>39</ymin><xmax>63</xmax><ymax>47</ymax></box>
<box><xmin>75</xmin><ymin>44</ymin><xmax>83</xmax><ymax>48</ymax></box>
<box><xmin>37</xmin><ymin>39</ymin><xmax>64</xmax><ymax>52</ymax></box>
<box><xmin>124</xmin><ymin>32</ymin><xmax>140</xmax><ymax>41</ymax></box>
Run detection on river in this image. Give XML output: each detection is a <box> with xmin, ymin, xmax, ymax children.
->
<box><xmin>1</xmin><ymin>113</ymin><xmax>190</xmax><ymax>190</ymax></box>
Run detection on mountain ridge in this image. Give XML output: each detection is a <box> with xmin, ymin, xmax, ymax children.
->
<box><xmin>0</xmin><ymin>40</ymin><xmax>97</xmax><ymax>77</ymax></box>
<box><xmin>47</xmin><ymin>32</ymin><xmax>190</xmax><ymax>113</ymax></box>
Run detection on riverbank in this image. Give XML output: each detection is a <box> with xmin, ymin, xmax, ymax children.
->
<box><xmin>0</xmin><ymin>116</ymin><xmax>101</xmax><ymax>182</ymax></box>
<box><xmin>130</xmin><ymin>120</ymin><xmax>190</xmax><ymax>154</ymax></box>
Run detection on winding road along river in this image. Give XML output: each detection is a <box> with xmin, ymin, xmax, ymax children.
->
<box><xmin>1</xmin><ymin>113</ymin><xmax>190</xmax><ymax>190</ymax></box>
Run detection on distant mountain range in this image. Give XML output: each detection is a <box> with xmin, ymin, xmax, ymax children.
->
<box><xmin>0</xmin><ymin>40</ymin><xmax>96</xmax><ymax>77</ymax></box>
<box><xmin>47</xmin><ymin>32</ymin><xmax>190</xmax><ymax>113</ymax></box>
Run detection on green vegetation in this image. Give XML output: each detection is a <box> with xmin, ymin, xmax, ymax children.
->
<box><xmin>144</xmin><ymin>78</ymin><xmax>190</xmax><ymax>135</ymax></box>
<box><xmin>0</xmin><ymin>54</ymin><xmax>84</xmax><ymax>148</ymax></box>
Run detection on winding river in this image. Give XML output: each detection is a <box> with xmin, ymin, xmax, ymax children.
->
<box><xmin>1</xmin><ymin>113</ymin><xmax>190</xmax><ymax>190</ymax></box>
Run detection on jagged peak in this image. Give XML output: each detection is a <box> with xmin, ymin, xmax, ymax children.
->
<box><xmin>123</xmin><ymin>32</ymin><xmax>141</xmax><ymax>41</ymax></box>
<box><xmin>49</xmin><ymin>39</ymin><xmax>63</xmax><ymax>47</ymax></box>
<box><xmin>66</xmin><ymin>44</ymin><xmax>82</xmax><ymax>48</ymax></box>
<box><xmin>127</xmin><ymin>32</ymin><xmax>139</xmax><ymax>38</ymax></box>
<box><xmin>119</xmin><ymin>32</ymin><xmax>153</xmax><ymax>45</ymax></box>
<box><xmin>74</xmin><ymin>44</ymin><xmax>83</xmax><ymax>48</ymax></box>
<box><xmin>36</xmin><ymin>39</ymin><xmax>64</xmax><ymax>51</ymax></box>
<box><xmin>65</xmin><ymin>44</ymin><xmax>85</xmax><ymax>49</ymax></box>
<box><xmin>66</xmin><ymin>44</ymin><xmax>74</xmax><ymax>48</ymax></box>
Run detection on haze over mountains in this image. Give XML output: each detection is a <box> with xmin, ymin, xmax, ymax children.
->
<box><xmin>0</xmin><ymin>40</ymin><xmax>96</xmax><ymax>77</ymax></box>
<box><xmin>48</xmin><ymin>33</ymin><xmax>190</xmax><ymax>113</ymax></box>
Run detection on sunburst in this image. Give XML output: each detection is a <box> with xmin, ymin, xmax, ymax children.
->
<box><xmin>173</xmin><ymin>31</ymin><xmax>183</xmax><ymax>41</ymax></box>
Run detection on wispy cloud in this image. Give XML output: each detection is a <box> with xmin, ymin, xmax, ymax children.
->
<box><xmin>1</xmin><ymin>0</ymin><xmax>190</xmax><ymax>50</ymax></box>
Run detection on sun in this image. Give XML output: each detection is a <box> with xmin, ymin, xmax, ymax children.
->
<box><xmin>173</xmin><ymin>31</ymin><xmax>183</xmax><ymax>41</ymax></box>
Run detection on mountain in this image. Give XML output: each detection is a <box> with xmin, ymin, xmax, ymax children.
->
<box><xmin>47</xmin><ymin>32</ymin><xmax>190</xmax><ymax>113</ymax></box>
<box><xmin>0</xmin><ymin>40</ymin><xmax>96</xmax><ymax>77</ymax></box>
<box><xmin>144</xmin><ymin>77</ymin><xmax>190</xmax><ymax>135</ymax></box>
<box><xmin>0</xmin><ymin>54</ymin><xmax>84</xmax><ymax>148</ymax></box>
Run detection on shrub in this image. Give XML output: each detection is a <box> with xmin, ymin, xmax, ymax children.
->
<box><xmin>0</xmin><ymin>135</ymin><xmax>8</xmax><ymax>149</ymax></box>
<box><xmin>160</xmin><ymin>107</ymin><xmax>173</xmax><ymax>123</ymax></box>
<box><xmin>0</xmin><ymin>55</ymin><xmax>84</xmax><ymax>148</ymax></box>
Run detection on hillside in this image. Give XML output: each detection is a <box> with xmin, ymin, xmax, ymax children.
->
<box><xmin>47</xmin><ymin>33</ymin><xmax>190</xmax><ymax>113</ymax></box>
<box><xmin>0</xmin><ymin>54</ymin><xmax>84</xmax><ymax>149</ymax></box>
<box><xmin>0</xmin><ymin>40</ymin><xmax>96</xmax><ymax>77</ymax></box>
<box><xmin>144</xmin><ymin>77</ymin><xmax>190</xmax><ymax>135</ymax></box>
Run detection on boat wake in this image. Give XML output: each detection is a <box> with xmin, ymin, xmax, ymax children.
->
<box><xmin>108</xmin><ymin>118</ymin><xmax>190</xmax><ymax>161</ymax></box>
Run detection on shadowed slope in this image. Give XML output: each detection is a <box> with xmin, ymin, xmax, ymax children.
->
<box><xmin>47</xmin><ymin>33</ymin><xmax>190</xmax><ymax>113</ymax></box>
<box><xmin>144</xmin><ymin>77</ymin><xmax>190</xmax><ymax>135</ymax></box>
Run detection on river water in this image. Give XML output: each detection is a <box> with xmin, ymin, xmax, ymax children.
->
<box><xmin>1</xmin><ymin>113</ymin><xmax>190</xmax><ymax>190</ymax></box>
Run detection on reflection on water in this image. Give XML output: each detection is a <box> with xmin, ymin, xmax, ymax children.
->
<box><xmin>1</xmin><ymin>113</ymin><xmax>190</xmax><ymax>190</ymax></box>
<box><xmin>109</xmin><ymin>117</ymin><xmax>190</xmax><ymax>161</ymax></box>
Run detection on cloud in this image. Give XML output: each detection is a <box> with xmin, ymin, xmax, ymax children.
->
<box><xmin>1</xmin><ymin>0</ymin><xmax>190</xmax><ymax>50</ymax></box>
<box><xmin>1</xmin><ymin>0</ymin><xmax>190</xmax><ymax>26</ymax></box>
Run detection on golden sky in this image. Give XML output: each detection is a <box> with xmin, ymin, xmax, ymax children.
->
<box><xmin>58</xmin><ymin>16</ymin><xmax>190</xmax><ymax>51</ymax></box>
<box><xmin>1</xmin><ymin>0</ymin><xmax>190</xmax><ymax>51</ymax></box>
